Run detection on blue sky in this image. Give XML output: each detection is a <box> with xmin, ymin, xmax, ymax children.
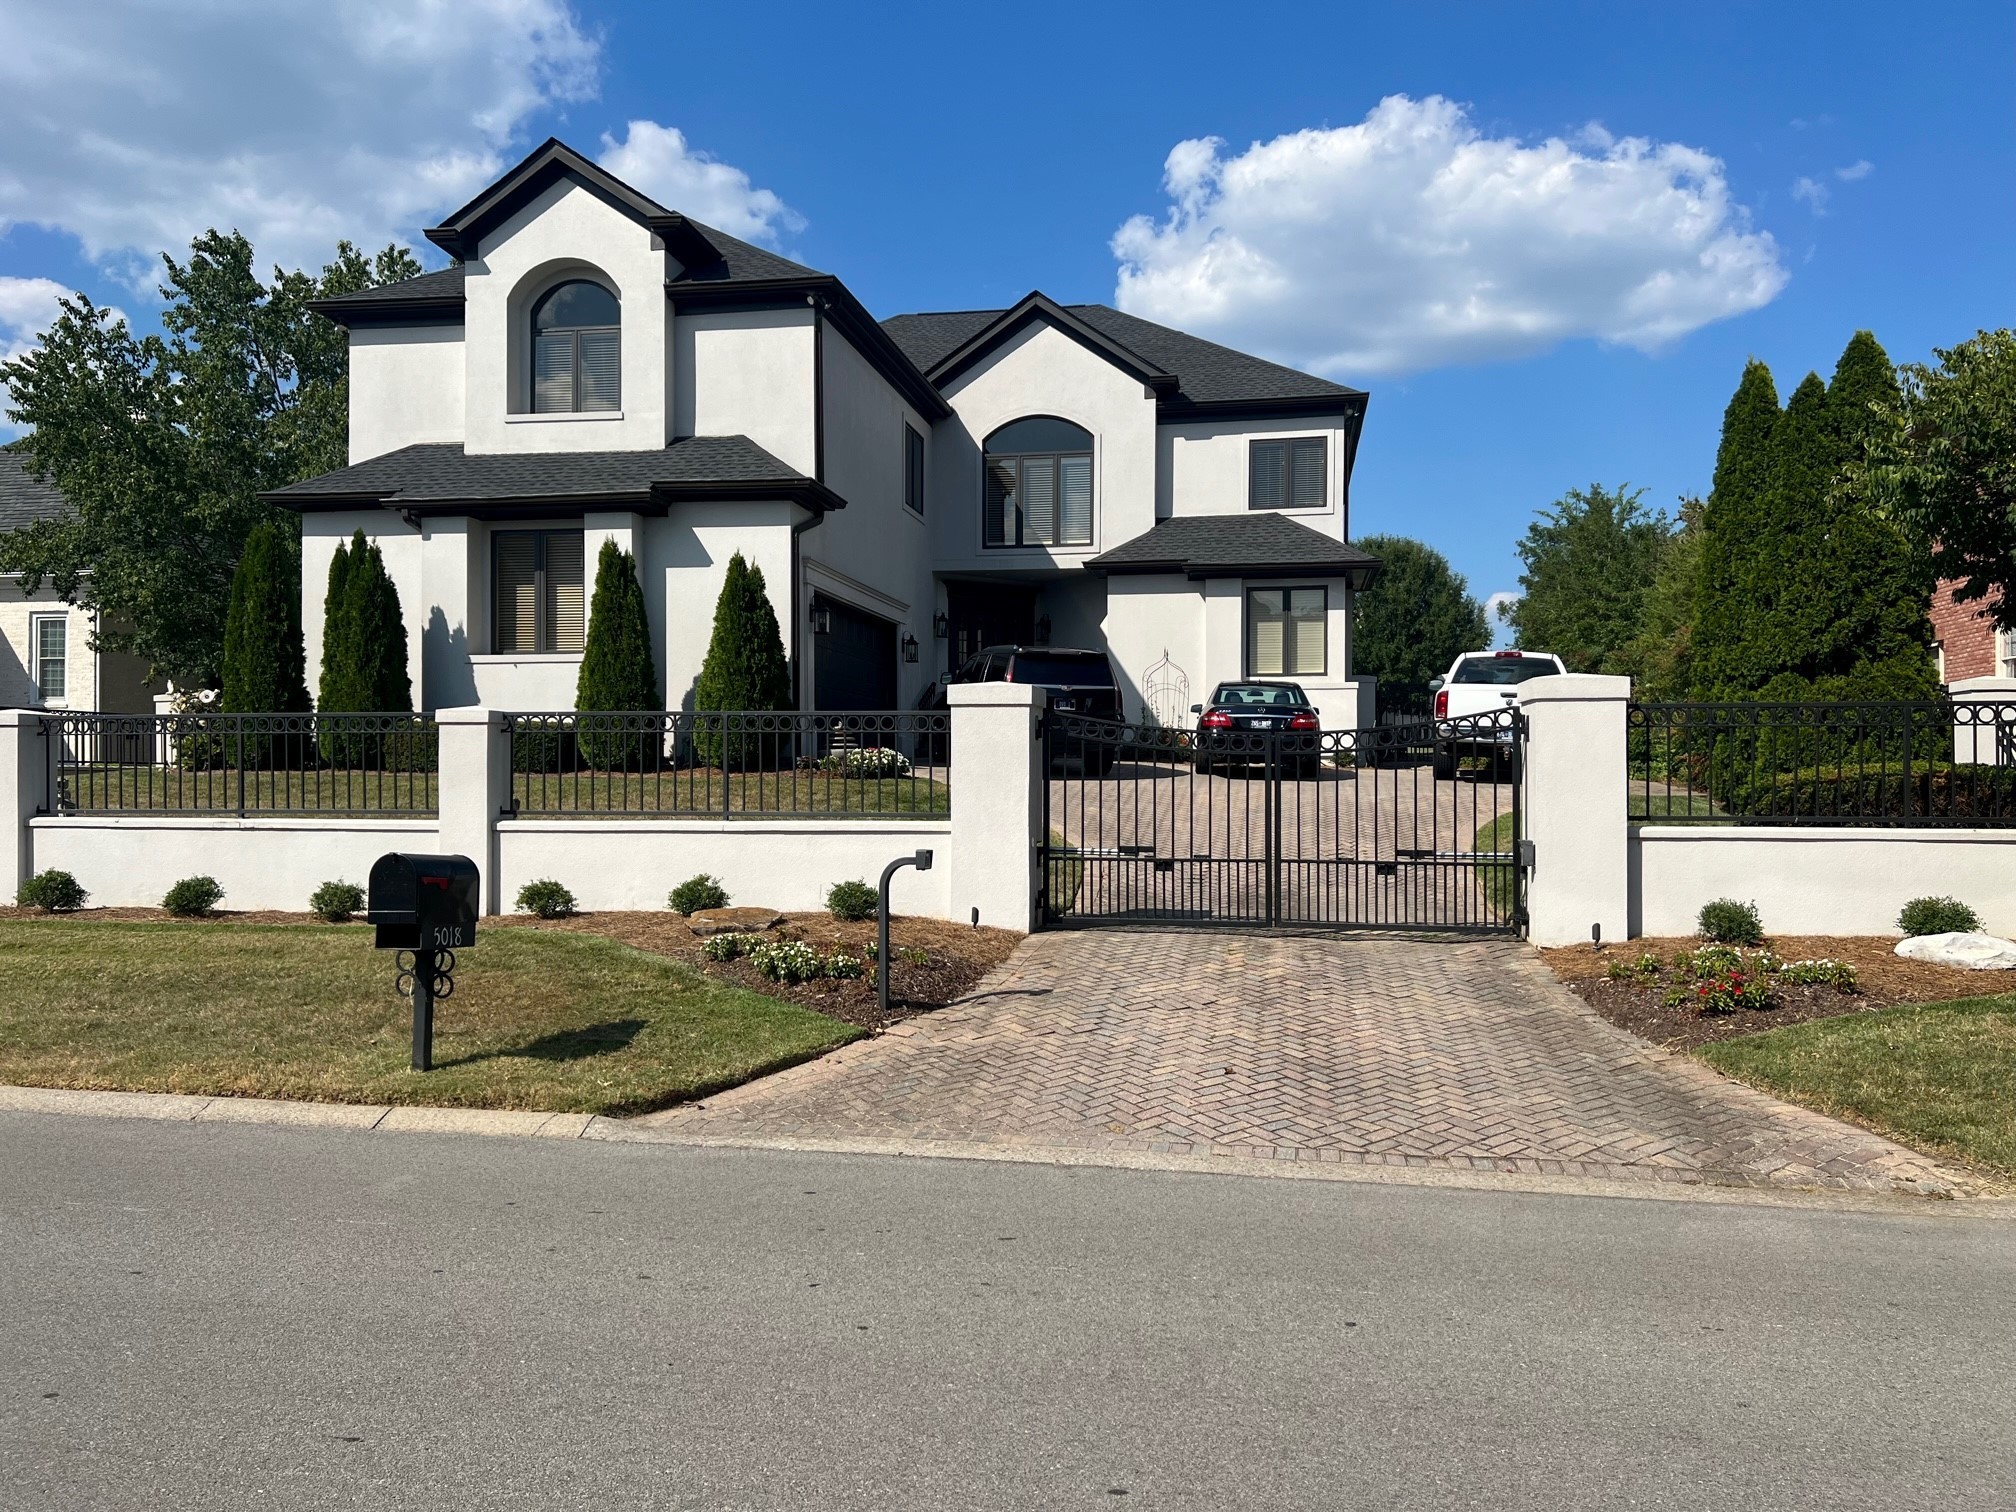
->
<box><xmin>2</xmin><ymin>0</ymin><xmax>2012</xmax><ymax>625</ymax></box>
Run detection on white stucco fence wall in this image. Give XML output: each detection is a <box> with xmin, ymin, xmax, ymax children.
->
<box><xmin>1632</xmin><ymin>827</ymin><xmax>2016</xmax><ymax>938</ymax></box>
<box><xmin>27</xmin><ymin>818</ymin><xmax>439</xmax><ymax>910</ymax></box>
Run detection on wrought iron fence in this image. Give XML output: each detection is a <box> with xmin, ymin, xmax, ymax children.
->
<box><xmin>42</xmin><ymin>712</ymin><xmax>439</xmax><ymax>815</ymax></box>
<box><xmin>1627</xmin><ymin>700</ymin><xmax>2016</xmax><ymax>826</ymax></box>
<box><xmin>501</xmin><ymin>710</ymin><xmax>951</xmax><ymax>819</ymax></box>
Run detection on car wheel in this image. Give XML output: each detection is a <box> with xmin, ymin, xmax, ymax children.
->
<box><xmin>1432</xmin><ymin>750</ymin><xmax>1456</xmax><ymax>781</ymax></box>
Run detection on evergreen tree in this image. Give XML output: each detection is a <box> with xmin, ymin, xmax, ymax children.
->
<box><xmin>575</xmin><ymin>539</ymin><xmax>660</xmax><ymax>768</ymax></box>
<box><xmin>1348</xmin><ymin>535</ymin><xmax>1489</xmax><ymax>711</ymax></box>
<box><xmin>316</xmin><ymin>530</ymin><xmax>410</xmax><ymax>762</ymax></box>
<box><xmin>1610</xmin><ymin>497</ymin><xmax>1705</xmax><ymax>701</ymax></box>
<box><xmin>1690</xmin><ymin>360</ymin><xmax>1779</xmax><ymax>697</ymax></box>
<box><xmin>317</xmin><ymin>531</ymin><xmax>361</xmax><ymax>713</ymax></box>
<box><xmin>221</xmin><ymin>521</ymin><xmax>309</xmax><ymax>713</ymax></box>
<box><xmin>1503</xmin><ymin>484</ymin><xmax>1674</xmax><ymax>674</ymax></box>
<box><xmin>692</xmin><ymin>553</ymin><xmax>791</xmax><ymax>768</ymax></box>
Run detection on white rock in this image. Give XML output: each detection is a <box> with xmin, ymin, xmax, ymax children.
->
<box><xmin>1893</xmin><ymin>932</ymin><xmax>2016</xmax><ymax>970</ymax></box>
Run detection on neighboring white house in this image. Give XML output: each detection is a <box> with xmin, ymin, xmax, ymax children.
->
<box><xmin>272</xmin><ymin>139</ymin><xmax>1381</xmax><ymax>729</ymax></box>
<box><xmin>0</xmin><ymin>454</ymin><xmax>156</xmax><ymax>714</ymax></box>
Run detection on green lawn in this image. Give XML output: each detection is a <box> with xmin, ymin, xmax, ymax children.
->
<box><xmin>1628</xmin><ymin>790</ymin><xmax>1729</xmax><ymax>822</ymax></box>
<box><xmin>1699</xmin><ymin>993</ymin><xmax>2016</xmax><ymax>1179</ymax></box>
<box><xmin>57</xmin><ymin>766</ymin><xmax>437</xmax><ymax>815</ymax></box>
<box><xmin>512</xmin><ymin>768</ymin><xmax>950</xmax><ymax>817</ymax></box>
<box><xmin>1473</xmin><ymin>812</ymin><xmax>1519</xmax><ymax>922</ymax></box>
<box><xmin>0</xmin><ymin>921</ymin><xmax>858</xmax><ymax>1116</ymax></box>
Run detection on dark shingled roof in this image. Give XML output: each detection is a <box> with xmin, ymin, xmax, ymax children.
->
<box><xmin>309</xmin><ymin>264</ymin><xmax>470</xmax><ymax>311</ymax></box>
<box><xmin>0</xmin><ymin>452</ymin><xmax>69</xmax><ymax>532</ymax></box>
<box><xmin>266</xmin><ymin>437</ymin><xmax>843</xmax><ymax>514</ymax></box>
<box><xmin>881</xmin><ymin>302</ymin><xmax>1365</xmax><ymax>410</ymax></box>
<box><xmin>1088</xmin><ymin>512</ymin><xmax>1380</xmax><ymax>585</ymax></box>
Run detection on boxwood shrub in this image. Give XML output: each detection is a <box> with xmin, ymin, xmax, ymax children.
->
<box><xmin>17</xmin><ymin>869</ymin><xmax>87</xmax><ymax>912</ymax></box>
<box><xmin>163</xmin><ymin>876</ymin><xmax>224</xmax><ymax>917</ymax></box>
<box><xmin>310</xmin><ymin>880</ymin><xmax>366</xmax><ymax>923</ymax></box>
<box><xmin>826</xmin><ymin>879</ymin><xmax>878</xmax><ymax>922</ymax></box>
<box><xmin>515</xmin><ymin>878</ymin><xmax>577</xmax><ymax>919</ymax></box>
<box><xmin>1897</xmin><ymin>895</ymin><xmax>1981</xmax><ymax>937</ymax></box>
<box><xmin>1697</xmin><ymin>898</ymin><xmax>1764</xmax><ymax>946</ymax></box>
<box><xmin>668</xmin><ymin>874</ymin><xmax>729</xmax><ymax>916</ymax></box>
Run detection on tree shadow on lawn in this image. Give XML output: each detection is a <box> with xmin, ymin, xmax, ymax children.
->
<box><xmin>439</xmin><ymin>1017</ymin><xmax>649</xmax><ymax>1068</ymax></box>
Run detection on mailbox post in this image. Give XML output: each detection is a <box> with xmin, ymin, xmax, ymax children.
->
<box><xmin>876</xmin><ymin>849</ymin><xmax>933</xmax><ymax>1022</ymax></box>
<box><xmin>366</xmin><ymin>853</ymin><xmax>480</xmax><ymax>1072</ymax></box>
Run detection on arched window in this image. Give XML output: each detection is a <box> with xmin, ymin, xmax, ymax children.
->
<box><xmin>531</xmin><ymin>280</ymin><xmax>620</xmax><ymax>414</ymax></box>
<box><xmin>983</xmin><ymin>417</ymin><xmax>1092</xmax><ymax>548</ymax></box>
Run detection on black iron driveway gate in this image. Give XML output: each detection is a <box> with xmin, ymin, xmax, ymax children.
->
<box><xmin>1038</xmin><ymin>710</ymin><xmax>1527</xmax><ymax>933</ymax></box>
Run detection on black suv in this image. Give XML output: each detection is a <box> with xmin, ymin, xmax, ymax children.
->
<box><xmin>927</xmin><ymin>645</ymin><xmax>1124</xmax><ymax>722</ymax></box>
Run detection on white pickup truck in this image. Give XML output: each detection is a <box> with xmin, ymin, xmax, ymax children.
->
<box><xmin>1427</xmin><ymin>649</ymin><xmax>1566</xmax><ymax>778</ymax></box>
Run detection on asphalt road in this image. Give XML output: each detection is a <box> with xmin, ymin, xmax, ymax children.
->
<box><xmin>3</xmin><ymin>1113</ymin><xmax>2013</xmax><ymax>1511</ymax></box>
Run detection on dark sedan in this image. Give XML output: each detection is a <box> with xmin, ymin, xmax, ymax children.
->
<box><xmin>1191</xmin><ymin>681</ymin><xmax>1322</xmax><ymax>775</ymax></box>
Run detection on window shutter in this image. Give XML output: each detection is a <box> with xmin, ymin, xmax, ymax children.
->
<box><xmin>1250</xmin><ymin>441</ymin><xmax>1286</xmax><ymax>510</ymax></box>
<box><xmin>545</xmin><ymin>531</ymin><xmax>586</xmax><ymax>652</ymax></box>
<box><xmin>576</xmin><ymin>329</ymin><xmax>621</xmax><ymax>412</ymax></box>
<box><xmin>984</xmin><ymin>460</ymin><xmax>1015</xmax><ymax>546</ymax></box>
<box><xmin>1059</xmin><ymin>456</ymin><xmax>1092</xmax><ymax>544</ymax></box>
<box><xmin>1021</xmin><ymin>457</ymin><xmax>1057</xmax><ymax>544</ymax></box>
<box><xmin>1289</xmin><ymin>438</ymin><xmax>1326</xmax><ymax>508</ymax></box>
<box><xmin>494</xmin><ymin>533</ymin><xmax>538</xmax><ymax>652</ymax></box>
<box><xmin>533</xmin><ymin>331</ymin><xmax>575</xmax><ymax>414</ymax></box>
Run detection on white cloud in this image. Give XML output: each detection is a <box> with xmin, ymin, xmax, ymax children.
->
<box><xmin>597</xmin><ymin>122</ymin><xmax>804</xmax><ymax>247</ymax></box>
<box><xmin>1485</xmin><ymin>591</ymin><xmax>1520</xmax><ymax>624</ymax></box>
<box><xmin>1792</xmin><ymin>175</ymin><xmax>1830</xmax><ymax>213</ymax></box>
<box><xmin>1835</xmin><ymin>159</ymin><xmax>1874</xmax><ymax>181</ymax></box>
<box><xmin>0</xmin><ymin>0</ymin><xmax>602</xmax><ymax>281</ymax></box>
<box><xmin>1110</xmin><ymin>94</ymin><xmax>1788</xmax><ymax>376</ymax></box>
<box><xmin>0</xmin><ymin>275</ymin><xmax>127</xmax><ymax>438</ymax></box>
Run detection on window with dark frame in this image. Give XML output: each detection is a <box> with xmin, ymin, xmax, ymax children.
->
<box><xmin>531</xmin><ymin>280</ymin><xmax>621</xmax><ymax>415</ymax></box>
<box><xmin>492</xmin><ymin>530</ymin><xmax>586</xmax><ymax>654</ymax></box>
<box><xmin>1248</xmin><ymin>436</ymin><xmax>1327</xmax><ymax>510</ymax></box>
<box><xmin>31</xmin><ymin>614</ymin><xmax>66</xmax><ymax>702</ymax></box>
<box><xmin>983</xmin><ymin>416</ymin><xmax>1094</xmax><ymax>548</ymax></box>
<box><xmin>1246</xmin><ymin>587</ymin><xmax>1326</xmax><ymax>677</ymax></box>
<box><xmin>904</xmin><ymin>423</ymin><xmax>925</xmax><ymax>516</ymax></box>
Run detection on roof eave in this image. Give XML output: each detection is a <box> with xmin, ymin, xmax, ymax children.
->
<box><xmin>306</xmin><ymin>296</ymin><xmax>466</xmax><ymax>330</ymax></box>
<box><xmin>927</xmin><ymin>293</ymin><xmax>1177</xmax><ymax>394</ymax></box>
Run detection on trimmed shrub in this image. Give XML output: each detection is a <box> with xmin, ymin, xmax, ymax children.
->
<box><xmin>692</xmin><ymin>553</ymin><xmax>792</xmax><ymax>769</ymax></box>
<box><xmin>826</xmin><ymin>879</ymin><xmax>878</xmax><ymax>923</ymax></box>
<box><xmin>318</xmin><ymin>529</ymin><xmax>412</xmax><ymax>765</ymax></box>
<box><xmin>1726</xmin><ymin>762</ymin><xmax>2016</xmax><ymax>821</ymax></box>
<box><xmin>1697</xmin><ymin>898</ymin><xmax>1764</xmax><ymax>946</ymax></box>
<box><xmin>575</xmin><ymin>540</ymin><xmax>661</xmax><ymax>769</ymax></box>
<box><xmin>1898</xmin><ymin>895</ymin><xmax>1981</xmax><ymax>937</ymax></box>
<box><xmin>668</xmin><ymin>874</ymin><xmax>729</xmax><ymax>915</ymax></box>
<box><xmin>309</xmin><ymin>880</ymin><xmax>366</xmax><ymax>923</ymax></box>
<box><xmin>163</xmin><ymin>876</ymin><xmax>224</xmax><ymax>917</ymax></box>
<box><xmin>516</xmin><ymin>879</ymin><xmax>577</xmax><ymax>920</ymax></box>
<box><xmin>18</xmin><ymin>869</ymin><xmax>87</xmax><ymax>912</ymax></box>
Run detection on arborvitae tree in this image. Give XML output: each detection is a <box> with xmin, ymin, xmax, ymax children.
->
<box><xmin>1348</xmin><ymin>535</ymin><xmax>1488</xmax><ymax>711</ymax></box>
<box><xmin>220</xmin><ymin>521</ymin><xmax>309</xmax><ymax>714</ymax></box>
<box><xmin>317</xmin><ymin>532</ymin><xmax>357</xmax><ymax>712</ymax></box>
<box><xmin>1502</xmin><ymin>484</ymin><xmax>1674</xmax><ymax>673</ymax></box>
<box><xmin>345</xmin><ymin>536</ymin><xmax>412</xmax><ymax>712</ymax></box>
<box><xmin>692</xmin><ymin>553</ymin><xmax>791</xmax><ymax>767</ymax></box>
<box><xmin>575</xmin><ymin>539</ymin><xmax>660</xmax><ymax>768</ymax></box>
<box><xmin>1690</xmin><ymin>360</ymin><xmax>1779</xmax><ymax>697</ymax></box>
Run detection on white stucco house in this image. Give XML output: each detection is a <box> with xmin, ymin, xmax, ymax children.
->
<box><xmin>0</xmin><ymin>454</ymin><xmax>156</xmax><ymax>714</ymax></box>
<box><xmin>271</xmin><ymin>139</ymin><xmax>1381</xmax><ymax>729</ymax></box>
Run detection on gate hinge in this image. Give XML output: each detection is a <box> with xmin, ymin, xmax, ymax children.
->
<box><xmin>1517</xmin><ymin>839</ymin><xmax>1536</xmax><ymax>871</ymax></box>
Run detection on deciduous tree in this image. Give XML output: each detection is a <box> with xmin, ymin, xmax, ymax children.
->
<box><xmin>1348</xmin><ymin>535</ymin><xmax>1488</xmax><ymax>710</ymax></box>
<box><xmin>1502</xmin><ymin>484</ymin><xmax>1674</xmax><ymax>674</ymax></box>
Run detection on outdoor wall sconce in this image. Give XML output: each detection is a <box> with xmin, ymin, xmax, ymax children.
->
<box><xmin>810</xmin><ymin>605</ymin><xmax>833</xmax><ymax>636</ymax></box>
<box><xmin>1033</xmin><ymin>615</ymin><xmax>1052</xmax><ymax>645</ymax></box>
<box><xmin>932</xmin><ymin>610</ymin><xmax>949</xmax><ymax>639</ymax></box>
<box><xmin>901</xmin><ymin>631</ymin><xmax>919</xmax><ymax>663</ymax></box>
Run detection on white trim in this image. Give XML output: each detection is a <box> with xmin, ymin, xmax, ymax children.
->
<box><xmin>803</xmin><ymin>559</ymin><xmax>910</xmax><ymax>618</ymax></box>
<box><xmin>499</xmin><ymin>818</ymin><xmax>951</xmax><ymax>836</ymax></box>
<box><xmin>31</xmin><ymin>816</ymin><xmax>437</xmax><ymax>833</ymax></box>
<box><xmin>469</xmin><ymin>653</ymin><xmax>583</xmax><ymax>666</ymax></box>
<box><xmin>504</xmin><ymin>410</ymin><xmax>625</xmax><ymax>424</ymax></box>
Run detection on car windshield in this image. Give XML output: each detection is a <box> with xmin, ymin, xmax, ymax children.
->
<box><xmin>1008</xmin><ymin>654</ymin><xmax>1115</xmax><ymax>687</ymax></box>
<box><xmin>1451</xmin><ymin>656</ymin><xmax>1560</xmax><ymax>686</ymax></box>
<box><xmin>1210</xmin><ymin>684</ymin><xmax>1308</xmax><ymax>707</ymax></box>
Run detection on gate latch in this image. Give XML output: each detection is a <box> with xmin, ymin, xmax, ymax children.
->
<box><xmin>1517</xmin><ymin>839</ymin><xmax>1536</xmax><ymax>871</ymax></box>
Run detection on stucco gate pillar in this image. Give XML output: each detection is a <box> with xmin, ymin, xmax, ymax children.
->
<box><xmin>434</xmin><ymin>707</ymin><xmax>512</xmax><ymax>915</ymax></box>
<box><xmin>947</xmin><ymin>681</ymin><xmax>1045</xmax><ymax>934</ymax></box>
<box><xmin>0</xmin><ymin>709</ymin><xmax>43</xmax><ymax>898</ymax></box>
<box><xmin>1518</xmin><ymin>675</ymin><xmax>1631</xmax><ymax>948</ymax></box>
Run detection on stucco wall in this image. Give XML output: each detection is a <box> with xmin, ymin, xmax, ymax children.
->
<box><xmin>1633</xmin><ymin>826</ymin><xmax>2016</xmax><ymax>938</ymax></box>
<box><xmin>30</xmin><ymin>817</ymin><xmax>439</xmax><ymax>909</ymax></box>
<box><xmin>932</xmin><ymin>322</ymin><xmax>1158</xmax><ymax>574</ymax></box>
<box><xmin>302</xmin><ymin>511</ymin><xmax>423</xmax><ymax>709</ymax></box>
<box><xmin>672</xmin><ymin>307</ymin><xmax>817</xmax><ymax>476</ymax></box>
<box><xmin>349</xmin><ymin>325</ymin><xmax>466</xmax><ymax>464</ymax></box>
<box><xmin>644</xmin><ymin>503</ymin><xmax>798</xmax><ymax>711</ymax></box>
<box><xmin>1158</xmin><ymin>414</ymin><xmax>1352</xmax><ymax>535</ymax></box>
<box><xmin>498</xmin><ymin>820</ymin><xmax>953</xmax><ymax>915</ymax></box>
<box><xmin>463</xmin><ymin>177</ymin><xmax>673</xmax><ymax>454</ymax></box>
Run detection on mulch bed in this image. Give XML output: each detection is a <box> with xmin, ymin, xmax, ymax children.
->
<box><xmin>0</xmin><ymin>906</ymin><xmax>1021</xmax><ymax>1035</ymax></box>
<box><xmin>1543</xmin><ymin>935</ymin><xmax>2016</xmax><ymax>1051</ymax></box>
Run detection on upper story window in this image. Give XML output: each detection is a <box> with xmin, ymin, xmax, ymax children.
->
<box><xmin>531</xmin><ymin>280</ymin><xmax>620</xmax><ymax>414</ymax></box>
<box><xmin>984</xmin><ymin>417</ymin><xmax>1092</xmax><ymax>548</ymax></box>
<box><xmin>904</xmin><ymin>423</ymin><xmax>925</xmax><ymax>516</ymax></box>
<box><xmin>1249</xmin><ymin>436</ymin><xmax>1327</xmax><ymax>510</ymax></box>
<box><xmin>493</xmin><ymin>530</ymin><xmax>586</xmax><ymax>654</ymax></box>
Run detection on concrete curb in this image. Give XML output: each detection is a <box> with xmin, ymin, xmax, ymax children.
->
<box><xmin>3</xmin><ymin>1081</ymin><xmax>2010</xmax><ymax>1218</ymax></box>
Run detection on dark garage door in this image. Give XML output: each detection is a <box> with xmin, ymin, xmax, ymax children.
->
<box><xmin>813</xmin><ymin>595</ymin><xmax>898</xmax><ymax>710</ymax></box>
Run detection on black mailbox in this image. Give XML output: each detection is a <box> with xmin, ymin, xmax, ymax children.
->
<box><xmin>368</xmin><ymin>853</ymin><xmax>479</xmax><ymax>952</ymax></box>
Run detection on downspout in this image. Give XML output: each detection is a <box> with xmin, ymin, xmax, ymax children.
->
<box><xmin>795</xmin><ymin>294</ymin><xmax>828</xmax><ymax>710</ymax></box>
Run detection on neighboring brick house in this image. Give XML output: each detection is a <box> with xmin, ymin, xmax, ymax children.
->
<box><xmin>1930</xmin><ymin>579</ymin><xmax>2013</xmax><ymax>685</ymax></box>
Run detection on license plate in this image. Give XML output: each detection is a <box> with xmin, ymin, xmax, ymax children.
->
<box><xmin>1055</xmin><ymin>698</ymin><xmax>1077</xmax><ymax>711</ymax></box>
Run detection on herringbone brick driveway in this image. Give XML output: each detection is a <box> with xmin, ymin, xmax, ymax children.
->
<box><xmin>638</xmin><ymin>930</ymin><xmax>1976</xmax><ymax>1195</ymax></box>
